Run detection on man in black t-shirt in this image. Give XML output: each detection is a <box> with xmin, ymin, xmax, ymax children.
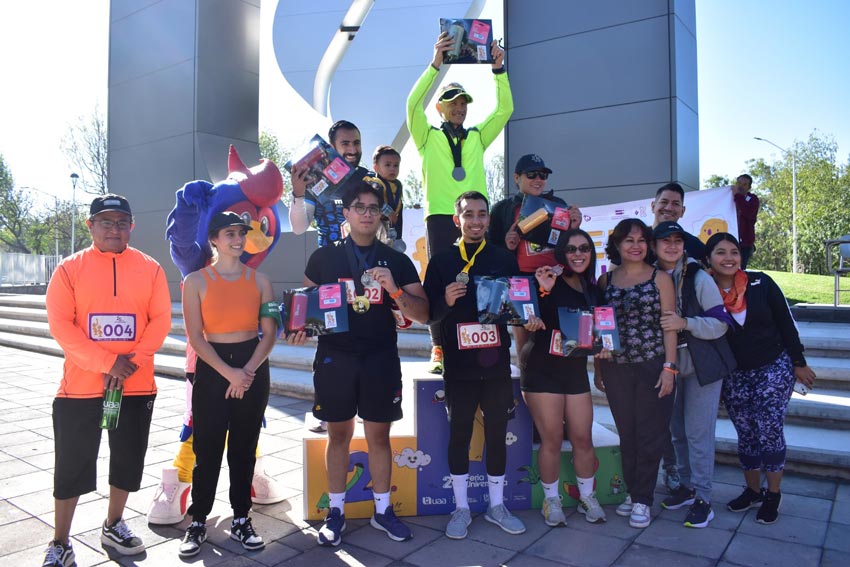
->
<box><xmin>423</xmin><ymin>191</ymin><xmax>543</xmax><ymax>540</ymax></box>
<box><xmin>298</xmin><ymin>181</ymin><xmax>429</xmax><ymax>547</ymax></box>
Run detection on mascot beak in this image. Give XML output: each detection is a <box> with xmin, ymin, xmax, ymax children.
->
<box><xmin>243</xmin><ymin>220</ymin><xmax>272</xmax><ymax>254</ymax></box>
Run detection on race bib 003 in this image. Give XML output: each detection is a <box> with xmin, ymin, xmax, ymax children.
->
<box><xmin>457</xmin><ymin>323</ymin><xmax>500</xmax><ymax>350</ymax></box>
<box><xmin>89</xmin><ymin>313</ymin><xmax>136</xmax><ymax>341</ymax></box>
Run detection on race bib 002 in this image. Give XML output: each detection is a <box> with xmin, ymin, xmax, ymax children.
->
<box><xmin>89</xmin><ymin>313</ymin><xmax>136</xmax><ymax>341</ymax></box>
<box><xmin>340</xmin><ymin>278</ymin><xmax>384</xmax><ymax>305</ymax></box>
<box><xmin>457</xmin><ymin>323</ymin><xmax>500</xmax><ymax>350</ymax></box>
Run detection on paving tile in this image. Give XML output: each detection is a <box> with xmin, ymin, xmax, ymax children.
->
<box><xmin>831</xmin><ymin>500</ymin><xmax>850</xmax><ymax>525</ymax></box>
<box><xmin>563</xmin><ymin>506</ymin><xmax>640</xmax><ymax>541</ymax></box>
<box><xmin>0</xmin><ymin>457</ymin><xmax>39</xmax><ymax>480</ymax></box>
<box><xmin>736</xmin><ymin>512</ymin><xmax>828</xmax><ymax>546</ymax></box>
<box><xmin>0</xmin><ymin>500</ymin><xmax>29</xmax><ymax>526</ymax></box>
<box><xmin>723</xmin><ymin>532</ymin><xmax>821</xmax><ymax>566</ymax></box>
<box><xmin>343</xmin><ymin>518</ymin><xmax>442</xmax><ymax>560</ymax></box>
<box><xmin>0</xmin><ymin>469</ymin><xmax>53</xmax><ymax>498</ymax></box>
<box><xmin>526</xmin><ymin>527</ymin><xmax>628</xmax><ymax>567</ymax></box>
<box><xmin>501</xmin><ymin>553</ymin><xmax>570</xmax><ymax>566</ymax></box>
<box><xmin>774</xmin><ymin>492</ymin><xmax>833</xmax><ymax>522</ymax></box>
<box><xmin>0</xmin><ymin>430</ymin><xmax>45</xmax><ymax>450</ymax></box>
<box><xmin>780</xmin><ymin>472</ymin><xmax>837</xmax><ymax>499</ymax></box>
<box><xmin>824</xmin><ymin>522</ymin><xmax>850</xmax><ymax>552</ymax></box>
<box><xmin>612</xmin><ymin>543</ymin><xmax>714</xmax><ymax>567</ymax></box>
<box><xmin>0</xmin><ymin>516</ymin><xmax>53</xmax><ymax>556</ymax></box>
<box><xmin>634</xmin><ymin>518</ymin><xmax>733</xmax><ymax>559</ymax></box>
<box><xmin>403</xmin><ymin>537</ymin><xmax>516</xmax><ymax>567</ymax></box>
<box><xmin>271</xmin><ymin>545</ymin><xmax>393</xmax><ymax>567</ymax></box>
<box><xmin>465</xmin><ymin>506</ymin><xmax>555</xmax><ymax>551</ymax></box>
<box><xmin>251</xmin><ymin>540</ymin><xmax>303</xmax><ymax>566</ymax></box>
<box><xmin>821</xmin><ymin>548</ymin><xmax>850</xmax><ymax>567</ymax></box>
<box><xmin>836</xmin><ymin>483</ymin><xmax>850</xmax><ymax>502</ymax></box>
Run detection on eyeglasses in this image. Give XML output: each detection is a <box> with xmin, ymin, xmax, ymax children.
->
<box><xmin>94</xmin><ymin>219</ymin><xmax>132</xmax><ymax>231</ymax></box>
<box><xmin>350</xmin><ymin>204</ymin><xmax>381</xmax><ymax>217</ymax></box>
<box><xmin>525</xmin><ymin>171</ymin><xmax>549</xmax><ymax>180</ymax></box>
<box><xmin>564</xmin><ymin>244</ymin><xmax>592</xmax><ymax>254</ymax></box>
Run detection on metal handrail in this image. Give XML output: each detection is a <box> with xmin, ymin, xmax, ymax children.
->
<box><xmin>825</xmin><ymin>237</ymin><xmax>850</xmax><ymax>306</ymax></box>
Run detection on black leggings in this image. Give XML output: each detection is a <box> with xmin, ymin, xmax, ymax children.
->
<box><xmin>445</xmin><ymin>377</ymin><xmax>514</xmax><ymax>476</ymax></box>
<box><xmin>188</xmin><ymin>338</ymin><xmax>270</xmax><ymax>522</ymax></box>
<box><xmin>426</xmin><ymin>214</ymin><xmax>461</xmax><ymax>347</ymax></box>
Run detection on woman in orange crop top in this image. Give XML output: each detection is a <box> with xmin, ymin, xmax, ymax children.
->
<box><xmin>178</xmin><ymin>211</ymin><xmax>277</xmax><ymax>557</ymax></box>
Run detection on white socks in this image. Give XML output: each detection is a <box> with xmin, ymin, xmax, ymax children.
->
<box><xmin>576</xmin><ymin>476</ymin><xmax>594</xmax><ymax>498</ymax></box>
<box><xmin>488</xmin><ymin>475</ymin><xmax>505</xmax><ymax>508</ymax></box>
<box><xmin>329</xmin><ymin>492</ymin><xmax>345</xmax><ymax>511</ymax></box>
<box><xmin>451</xmin><ymin>474</ymin><xmax>469</xmax><ymax>509</ymax></box>
<box><xmin>373</xmin><ymin>491</ymin><xmax>391</xmax><ymax>514</ymax></box>
<box><xmin>542</xmin><ymin>480</ymin><xmax>559</xmax><ymax>500</ymax></box>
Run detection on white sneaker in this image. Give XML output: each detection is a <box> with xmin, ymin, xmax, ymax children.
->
<box><xmin>615</xmin><ymin>494</ymin><xmax>633</xmax><ymax>517</ymax></box>
<box><xmin>629</xmin><ymin>502</ymin><xmax>651</xmax><ymax>528</ymax></box>
<box><xmin>251</xmin><ymin>456</ymin><xmax>285</xmax><ymax>505</ymax></box>
<box><xmin>147</xmin><ymin>467</ymin><xmax>191</xmax><ymax>525</ymax></box>
<box><xmin>577</xmin><ymin>492</ymin><xmax>607</xmax><ymax>523</ymax></box>
<box><xmin>541</xmin><ymin>496</ymin><xmax>567</xmax><ymax>526</ymax></box>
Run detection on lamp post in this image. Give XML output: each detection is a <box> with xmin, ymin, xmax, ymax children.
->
<box><xmin>70</xmin><ymin>173</ymin><xmax>79</xmax><ymax>254</ymax></box>
<box><xmin>754</xmin><ymin>137</ymin><xmax>798</xmax><ymax>273</ymax></box>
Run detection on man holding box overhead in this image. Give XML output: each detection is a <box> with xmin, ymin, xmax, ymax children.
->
<box><xmin>407</xmin><ymin>30</ymin><xmax>513</xmax><ymax>374</ymax></box>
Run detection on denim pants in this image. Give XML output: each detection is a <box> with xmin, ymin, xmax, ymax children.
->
<box><xmin>670</xmin><ymin>372</ymin><xmax>722</xmax><ymax>502</ymax></box>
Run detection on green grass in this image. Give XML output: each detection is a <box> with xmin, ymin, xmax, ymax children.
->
<box><xmin>761</xmin><ymin>270</ymin><xmax>850</xmax><ymax>305</ymax></box>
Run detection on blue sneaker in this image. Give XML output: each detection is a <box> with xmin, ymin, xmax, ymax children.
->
<box><xmin>317</xmin><ymin>507</ymin><xmax>345</xmax><ymax>546</ymax></box>
<box><xmin>484</xmin><ymin>503</ymin><xmax>526</xmax><ymax>535</ymax></box>
<box><xmin>370</xmin><ymin>507</ymin><xmax>413</xmax><ymax>541</ymax></box>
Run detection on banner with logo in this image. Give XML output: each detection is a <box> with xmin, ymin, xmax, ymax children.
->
<box><xmin>402</xmin><ymin>186</ymin><xmax>738</xmax><ymax>278</ymax></box>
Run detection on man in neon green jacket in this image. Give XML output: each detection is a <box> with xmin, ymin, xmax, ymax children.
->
<box><xmin>407</xmin><ymin>31</ymin><xmax>513</xmax><ymax>372</ymax></box>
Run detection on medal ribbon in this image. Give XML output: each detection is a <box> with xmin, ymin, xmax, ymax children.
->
<box><xmin>441</xmin><ymin>122</ymin><xmax>466</xmax><ymax>173</ymax></box>
<box><xmin>343</xmin><ymin>237</ymin><xmax>377</xmax><ymax>295</ymax></box>
<box><xmin>459</xmin><ymin>239</ymin><xmax>486</xmax><ymax>276</ymax></box>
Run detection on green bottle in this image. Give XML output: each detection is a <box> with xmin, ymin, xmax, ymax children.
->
<box><xmin>100</xmin><ymin>387</ymin><xmax>123</xmax><ymax>430</ymax></box>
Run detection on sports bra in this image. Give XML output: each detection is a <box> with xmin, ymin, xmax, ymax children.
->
<box><xmin>200</xmin><ymin>265</ymin><xmax>260</xmax><ymax>334</ymax></box>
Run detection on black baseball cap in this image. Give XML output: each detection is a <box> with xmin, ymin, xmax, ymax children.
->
<box><xmin>514</xmin><ymin>154</ymin><xmax>553</xmax><ymax>175</ymax></box>
<box><xmin>208</xmin><ymin>211</ymin><xmax>253</xmax><ymax>234</ymax></box>
<box><xmin>89</xmin><ymin>194</ymin><xmax>132</xmax><ymax>218</ymax></box>
<box><xmin>653</xmin><ymin>221</ymin><xmax>686</xmax><ymax>239</ymax></box>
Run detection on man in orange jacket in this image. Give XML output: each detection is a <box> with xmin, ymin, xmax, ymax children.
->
<box><xmin>42</xmin><ymin>194</ymin><xmax>171</xmax><ymax>567</ymax></box>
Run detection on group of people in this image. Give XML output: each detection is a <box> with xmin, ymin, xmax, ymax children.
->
<box><xmin>40</xmin><ymin>30</ymin><xmax>809</xmax><ymax>567</ymax></box>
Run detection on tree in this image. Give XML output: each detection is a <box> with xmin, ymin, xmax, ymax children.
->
<box><xmin>485</xmin><ymin>154</ymin><xmax>506</xmax><ymax>202</ymax></box>
<box><xmin>61</xmin><ymin>103</ymin><xmax>108</xmax><ymax>195</ymax></box>
<box><xmin>703</xmin><ymin>174</ymin><xmax>731</xmax><ymax>189</ymax></box>
<box><xmin>746</xmin><ymin>131</ymin><xmax>850</xmax><ymax>275</ymax></box>
<box><xmin>259</xmin><ymin>129</ymin><xmax>294</xmax><ymax>206</ymax></box>
<box><xmin>0</xmin><ymin>154</ymin><xmax>35</xmax><ymax>253</ymax></box>
<box><xmin>403</xmin><ymin>170</ymin><xmax>424</xmax><ymax>208</ymax></box>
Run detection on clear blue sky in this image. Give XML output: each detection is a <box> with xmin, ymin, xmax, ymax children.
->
<box><xmin>0</xmin><ymin>0</ymin><xmax>847</xmax><ymax>205</ymax></box>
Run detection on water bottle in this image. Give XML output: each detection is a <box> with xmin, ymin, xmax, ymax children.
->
<box><xmin>100</xmin><ymin>387</ymin><xmax>123</xmax><ymax>430</ymax></box>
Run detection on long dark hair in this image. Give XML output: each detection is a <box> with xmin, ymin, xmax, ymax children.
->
<box><xmin>605</xmin><ymin>218</ymin><xmax>654</xmax><ymax>264</ymax></box>
<box><xmin>705</xmin><ymin>232</ymin><xmax>740</xmax><ymax>267</ymax></box>
<box><xmin>554</xmin><ymin>229</ymin><xmax>598</xmax><ymax>286</ymax></box>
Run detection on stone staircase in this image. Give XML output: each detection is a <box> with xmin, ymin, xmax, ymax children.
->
<box><xmin>1</xmin><ymin>293</ymin><xmax>849</xmax><ymax>478</ymax></box>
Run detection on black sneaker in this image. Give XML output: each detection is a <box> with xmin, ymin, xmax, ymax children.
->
<box><xmin>178</xmin><ymin>522</ymin><xmax>207</xmax><ymax>558</ymax></box>
<box><xmin>727</xmin><ymin>486</ymin><xmax>764</xmax><ymax>513</ymax></box>
<box><xmin>684</xmin><ymin>498</ymin><xmax>715</xmax><ymax>528</ymax></box>
<box><xmin>42</xmin><ymin>539</ymin><xmax>75</xmax><ymax>567</ymax></box>
<box><xmin>756</xmin><ymin>490</ymin><xmax>781</xmax><ymax>524</ymax></box>
<box><xmin>101</xmin><ymin>518</ymin><xmax>145</xmax><ymax>555</ymax></box>
<box><xmin>661</xmin><ymin>485</ymin><xmax>695</xmax><ymax>510</ymax></box>
<box><xmin>231</xmin><ymin>516</ymin><xmax>265</xmax><ymax>550</ymax></box>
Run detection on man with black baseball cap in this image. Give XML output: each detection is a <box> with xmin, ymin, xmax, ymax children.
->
<box><xmin>43</xmin><ymin>193</ymin><xmax>171</xmax><ymax>566</ymax></box>
<box><xmin>407</xmin><ymin>29</ymin><xmax>513</xmax><ymax>373</ymax></box>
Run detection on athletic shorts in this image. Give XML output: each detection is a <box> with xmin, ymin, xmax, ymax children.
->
<box><xmin>521</xmin><ymin>366</ymin><xmax>591</xmax><ymax>395</ymax></box>
<box><xmin>444</xmin><ymin>377</ymin><xmax>516</xmax><ymax>426</ymax></box>
<box><xmin>312</xmin><ymin>345</ymin><xmax>403</xmax><ymax>423</ymax></box>
<box><xmin>53</xmin><ymin>394</ymin><xmax>155</xmax><ymax>499</ymax></box>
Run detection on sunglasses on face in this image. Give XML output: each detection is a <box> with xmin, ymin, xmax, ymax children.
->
<box><xmin>564</xmin><ymin>244</ymin><xmax>592</xmax><ymax>254</ymax></box>
<box><xmin>525</xmin><ymin>171</ymin><xmax>549</xmax><ymax>180</ymax></box>
<box><xmin>350</xmin><ymin>204</ymin><xmax>381</xmax><ymax>217</ymax></box>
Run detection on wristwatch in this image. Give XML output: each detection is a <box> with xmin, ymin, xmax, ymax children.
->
<box><xmin>663</xmin><ymin>362</ymin><xmax>679</xmax><ymax>371</ymax></box>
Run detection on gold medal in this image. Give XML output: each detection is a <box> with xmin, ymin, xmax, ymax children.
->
<box><xmin>353</xmin><ymin>295</ymin><xmax>371</xmax><ymax>314</ymax></box>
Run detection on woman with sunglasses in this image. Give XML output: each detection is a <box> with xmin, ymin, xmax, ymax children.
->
<box><xmin>523</xmin><ymin>229</ymin><xmax>608</xmax><ymax>527</ymax></box>
<box><xmin>704</xmin><ymin>233</ymin><xmax>815</xmax><ymax>525</ymax></box>
<box><xmin>489</xmin><ymin>154</ymin><xmax>582</xmax><ymax>360</ymax></box>
<box><xmin>651</xmin><ymin>222</ymin><xmax>736</xmax><ymax>529</ymax></box>
<box><xmin>595</xmin><ymin>218</ymin><xmax>678</xmax><ymax>529</ymax></box>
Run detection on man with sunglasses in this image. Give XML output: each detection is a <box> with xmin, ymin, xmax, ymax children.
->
<box><xmin>407</xmin><ymin>30</ymin><xmax>513</xmax><ymax>373</ymax></box>
<box><xmin>489</xmin><ymin>154</ymin><xmax>582</xmax><ymax>358</ymax></box>
<box><xmin>43</xmin><ymin>194</ymin><xmax>171</xmax><ymax>567</ymax></box>
<box><xmin>295</xmin><ymin>181</ymin><xmax>429</xmax><ymax>547</ymax></box>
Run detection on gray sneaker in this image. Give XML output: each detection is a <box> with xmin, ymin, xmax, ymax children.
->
<box><xmin>541</xmin><ymin>496</ymin><xmax>566</xmax><ymax>526</ymax></box>
<box><xmin>615</xmin><ymin>495</ymin><xmax>633</xmax><ymax>517</ymax></box>
<box><xmin>445</xmin><ymin>507</ymin><xmax>472</xmax><ymax>539</ymax></box>
<box><xmin>484</xmin><ymin>504</ymin><xmax>526</xmax><ymax>535</ymax></box>
<box><xmin>577</xmin><ymin>492</ymin><xmax>607</xmax><ymax>523</ymax></box>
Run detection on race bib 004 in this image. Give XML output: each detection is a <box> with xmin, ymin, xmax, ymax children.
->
<box><xmin>89</xmin><ymin>313</ymin><xmax>136</xmax><ymax>341</ymax></box>
<box><xmin>457</xmin><ymin>323</ymin><xmax>500</xmax><ymax>350</ymax></box>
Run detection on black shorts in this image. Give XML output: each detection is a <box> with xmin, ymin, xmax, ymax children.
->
<box><xmin>521</xmin><ymin>365</ymin><xmax>591</xmax><ymax>395</ymax></box>
<box><xmin>312</xmin><ymin>345</ymin><xmax>403</xmax><ymax>423</ymax></box>
<box><xmin>444</xmin><ymin>377</ymin><xmax>516</xmax><ymax>426</ymax></box>
<box><xmin>53</xmin><ymin>394</ymin><xmax>155</xmax><ymax>499</ymax></box>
